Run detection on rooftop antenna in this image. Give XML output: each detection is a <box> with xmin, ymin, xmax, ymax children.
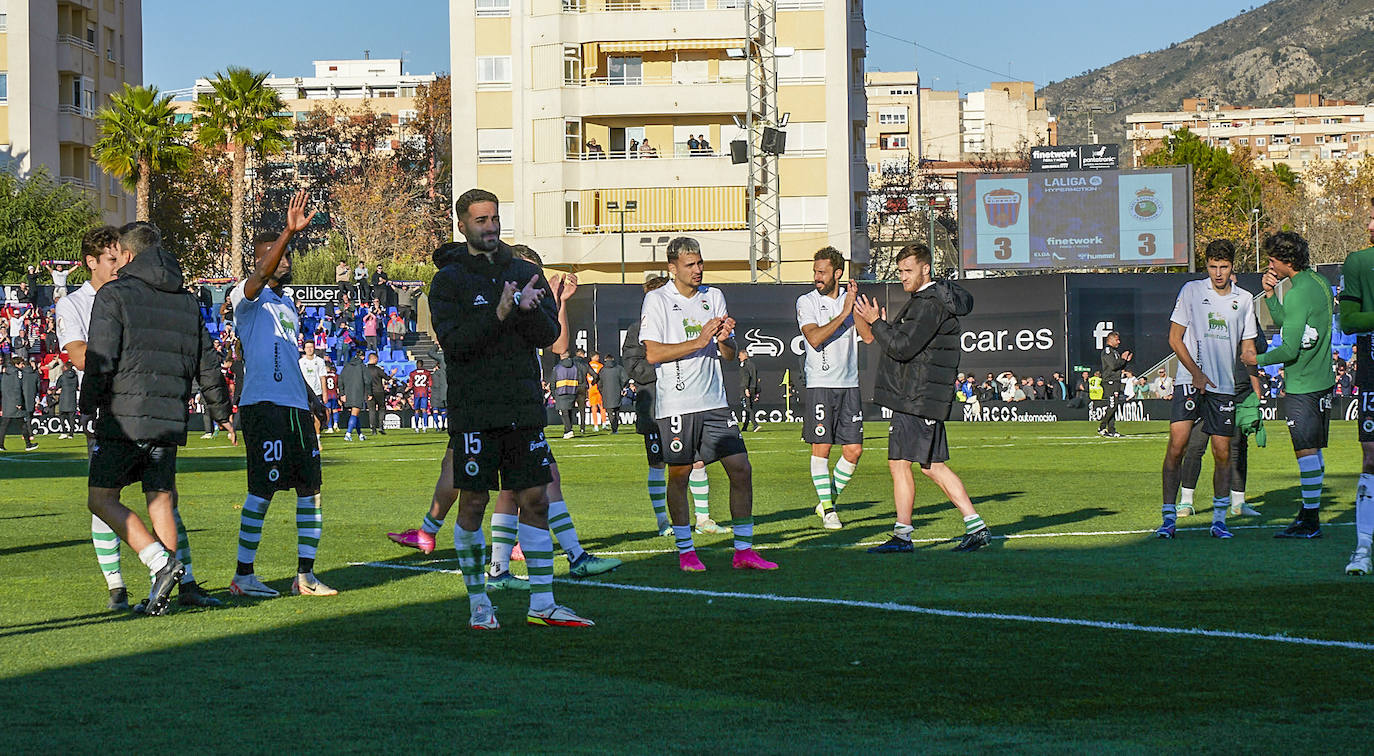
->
<box><xmin>364</xmin><ymin>49</ymin><xmax>370</xmax><ymax>60</ymax></box>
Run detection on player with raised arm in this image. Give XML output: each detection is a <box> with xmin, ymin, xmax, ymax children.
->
<box><xmin>797</xmin><ymin>247</ymin><xmax>873</xmax><ymax>530</ymax></box>
<box><xmin>1243</xmin><ymin>231</ymin><xmax>1335</xmax><ymax>539</ymax></box>
<box><xmin>1336</xmin><ymin>197</ymin><xmax>1374</xmax><ymax>574</ymax></box>
<box><xmin>641</xmin><ymin>237</ymin><xmax>777</xmax><ymax>572</ymax></box>
<box><xmin>228</xmin><ymin>190</ymin><xmax>338</xmax><ymax>599</ymax></box>
<box><xmin>1155</xmin><ymin>240</ymin><xmax>1257</xmax><ymax>539</ymax></box>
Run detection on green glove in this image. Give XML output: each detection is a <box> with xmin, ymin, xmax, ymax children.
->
<box><xmin>1236</xmin><ymin>392</ymin><xmax>1265</xmax><ymax>448</ymax></box>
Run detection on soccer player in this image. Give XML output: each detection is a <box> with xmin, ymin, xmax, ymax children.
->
<box><xmin>409</xmin><ymin>358</ymin><xmax>433</xmax><ymax>432</ymax></box>
<box><xmin>1097</xmin><ymin>332</ymin><xmax>1132</xmax><ymax>438</ymax></box>
<box><xmin>853</xmin><ymin>244</ymin><xmax>990</xmax><ymax>553</ymax></box>
<box><xmin>299</xmin><ymin>341</ymin><xmax>327</xmax><ymax>413</ymax></box>
<box><xmin>1336</xmin><ymin>197</ymin><xmax>1374</xmax><ymax>574</ymax></box>
<box><xmin>81</xmin><ymin>223</ymin><xmax>235</xmax><ymax>616</ymax></box>
<box><xmin>1244</xmin><ymin>231</ymin><xmax>1335</xmax><ymax>539</ymax></box>
<box><xmin>1156</xmin><ymin>240</ymin><xmax>1257</xmax><ymax>539</ymax></box>
<box><xmin>228</xmin><ymin>190</ymin><xmax>338</xmax><ymax>598</ymax></box>
<box><xmin>59</xmin><ymin>225</ymin><xmax>221</xmax><ymax>611</ymax></box>
<box><xmin>424</xmin><ymin>188</ymin><xmax>593</xmax><ymax>629</ymax></box>
<box><xmin>321</xmin><ymin>361</ymin><xmax>341</xmax><ymax>433</ymax></box>
<box><xmin>797</xmin><ymin>247</ymin><xmax>873</xmax><ymax>530</ymax></box>
<box><xmin>640</xmin><ymin>236</ymin><xmax>777</xmax><ymax>572</ymax></box>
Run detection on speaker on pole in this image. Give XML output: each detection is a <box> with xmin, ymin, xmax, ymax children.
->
<box><xmin>730</xmin><ymin>139</ymin><xmax>748</xmax><ymax>164</ymax></box>
<box><xmin>761</xmin><ymin>127</ymin><xmax>787</xmax><ymax>155</ymax></box>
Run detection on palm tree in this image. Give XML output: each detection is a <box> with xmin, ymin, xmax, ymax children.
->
<box><xmin>195</xmin><ymin>67</ymin><xmax>290</xmax><ymax>274</ymax></box>
<box><xmin>93</xmin><ymin>83</ymin><xmax>191</xmax><ymax>221</ymax></box>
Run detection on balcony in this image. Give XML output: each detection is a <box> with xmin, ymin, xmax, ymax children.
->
<box><xmin>562</xmin><ymin>0</ymin><xmax>745</xmax><ymax>12</ymax></box>
<box><xmin>568</xmin><ymin>185</ymin><xmax>747</xmax><ymax>235</ymax></box>
<box><xmin>56</xmin><ymin>36</ymin><xmax>95</xmax><ymax>74</ymax></box>
<box><xmin>58</xmin><ymin>108</ymin><xmax>97</xmax><ymax>144</ymax></box>
<box><xmin>562</xmin><ymin>76</ymin><xmax>745</xmax><ymax>117</ymax></box>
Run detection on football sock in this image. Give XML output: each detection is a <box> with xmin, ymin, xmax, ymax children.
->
<box><xmin>1298</xmin><ymin>454</ymin><xmax>1324</xmax><ymax>512</ymax></box>
<box><xmin>519</xmin><ymin>523</ymin><xmax>555</xmax><ymax>613</ymax></box>
<box><xmin>672</xmin><ymin>525</ymin><xmax>695</xmax><ymax>555</ymax></box>
<box><xmin>546</xmin><ymin>499</ymin><xmax>585</xmax><ymax>562</ymax></box>
<box><xmin>296</xmin><ymin>494</ymin><xmax>322</xmax><ymax>575</ymax></box>
<box><xmin>833</xmin><ymin>458</ymin><xmax>857</xmax><ymax>500</ymax></box>
<box><xmin>172</xmin><ymin>505</ymin><xmax>194</xmax><ymax>584</ymax></box>
<box><xmin>91</xmin><ymin>514</ymin><xmax>124</xmax><ymax>590</ymax></box>
<box><xmin>1212</xmin><ymin>496</ymin><xmax>1228</xmax><ymax>526</ymax></box>
<box><xmin>236</xmin><ymin>494</ymin><xmax>271</xmax><ymax>575</ymax></box>
<box><xmin>894</xmin><ymin>522</ymin><xmax>914</xmax><ymax>542</ymax></box>
<box><xmin>137</xmin><ymin>542</ymin><xmax>170</xmax><ymax>575</ymax></box>
<box><xmin>1356</xmin><ymin>473</ymin><xmax>1374</xmax><ymax>550</ymax></box>
<box><xmin>647</xmin><ymin>466</ymin><xmax>668</xmax><ymax>526</ymax></box>
<box><xmin>453</xmin><ymin>526</ymin><xmax>490</xmax><ymax>611</ymax></box>
<box><xmin>1230</xmin><ymin>490</ymin><xmax>1246</xmax><ymax>507</ymax></box>
<box><xmin>732</xmin><ymin>518</ymin><xmax>755</xmax><ymax>550</ymax></box>
<box><xmin>490</xmin><ymin>513</ymin><xmax>519</xmax><ymax>572</ymax></box>
<box><xmin>689</xmin><ymin>468</ymin><xmax>711</xmax><ymax>521</ymax></box>
<box><xmin>421</xmin><ymin>512</ymin><xmax>444</xmax><ymax>536</ymax></box>
<box><xmin>963</xmin><ymin>513</ymin><xmax>985</xmax><ymax>533</ymax></box>
<box><xmin>346</xmin><ymin>415</ymin><xmax>358</xmax><ymax>433</ymax></box>
<box><xmin>1179</xmin><ymin>487</ymin><xmax>1195</xmax><ymax>507</ymax></box>
<box><xmin>810</xmin><ymin>456</ymin><xmax>834</xmax><ymax>514</ymax></box>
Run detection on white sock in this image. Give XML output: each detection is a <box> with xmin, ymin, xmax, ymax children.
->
<box><xmin>1179</xmin><ymin>487</ymin><xmax>1195</xmax><ymax>506</ymax></box>
<box><xmin>1230</xmin><ymin>490</ymin><xmax>1246</xmax><ymax>507</ymax></box>
<box><xmin>137</xmin><ymin>542</ymin><xmax>170</xmax><ymax>576</ymax></box>
<box><xmin>489</xmin><ymin>513</ymin><xmax>519</xmax><ymax>573</ymax></box>
<box><xmin>1357</xmin><ymin>474</ymin><xmax>1374</xmax><ymax>550</ymax></box>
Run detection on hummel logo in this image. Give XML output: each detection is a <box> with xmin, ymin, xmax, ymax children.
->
<box><xmin>473</xmin><ymin>294</ymin><xmax>489</xmax><ymax>306</ymax></box>
<box><xmin>671</xmin><ymin>304</ymin><xmax>682</xmax><ymax>311</ymax></box>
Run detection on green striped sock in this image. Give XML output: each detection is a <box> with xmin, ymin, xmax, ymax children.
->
<box><xmin>490</xmin><ymin>513</ymin><xmax>519</xmax><ymax>571</ymax></box>
<box><xmin>453</xmin><ymin>526</ymin><xmax>489</xmax><ymax>610</ymax></box>
<box><xmin>296</xmin><ymin>495</ymin><xmax>322</xmax><ymax>574</ymax></box>
<box><xmin>547</xmin><ymin>500</ymin><xmax>585</xmax><ymax>562</ymax></box>
<box><xmin>520</xmin><ymin>523</ymin><xmax>556</xmax><ymax>613</ymax></box>
<box><xmin>172</xmin><ymin>505</ymin><xmax>193</xmax><ymax>584</ymax></box>
<box><xmin>91</xmin><ymin>514</ymin><xmax>124</xmax><ymax>590</ymax></box>
<box><xmin>810</xmin><ymin>456</ymin><xmax>834</xmax><ymax>514</ymax></box>
<box><xmin>648</xmin><ymin>466</ymin><xmax>668</xmax><ymax>526</ymax></box>
<box><xmin>689</xmin><ymin>467</ymin><xmax>711</xmax><ymax>521</ymax></box>
<box><xmin>1298</xmin><ymin>454</ymin><xmax>1324</xmax><ymax>511</ymax></box>
<box><xmin>421</xmin><ymin>513</ymin><xmax>444</xmax><ymax>535</ymax></box>
<box><xmin>732</xmin><ymin>518</ymin><xmax>754</xmax><ymax>550</ymax></box>
<box><xmin>833</xmin><ymin>458</ymin><xmax>857</xmax><ymax>500</ymax></box>
<box><xmin>963</xmin><ymin>513</ymin><xmax>985</xmax><ymax>534</ymax></box>
<box><xmin>236</xmin><ymin>495</ymin><xmax>270</xmax><ymax>568</ymax></box>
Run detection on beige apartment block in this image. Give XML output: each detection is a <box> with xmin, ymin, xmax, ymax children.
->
<box><xmin>450</xmin><ymin>0</ymin><xmax>869</xmax><ymax>283</ymax></box>
<box><xmin>1126</xmin><ymin>94</ymin><xmax>1374</xmax><ymax>172</ymax></box>
<box><xmin>2</xmin><ymin>0</ymin><xmax>142</xmax><ymax>225</ymax></box>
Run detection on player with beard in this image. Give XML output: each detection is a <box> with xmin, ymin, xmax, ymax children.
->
<box><xmin>227</xmin><ymin>190</ymin><xmax>337</xmax><ymax>599</ymax></box>
<box><xmin>796</xmin><ymin>247</ymin><xmax>873</xmax><ymax>530</ymax></box>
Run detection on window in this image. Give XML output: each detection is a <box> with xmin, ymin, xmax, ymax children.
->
<box><xmin>606</xmin><ymin>56</ymin><xmax>643</xmax><ymax>85</ymax></box>
<box><xmin>1315</xmin><ymin>135</ymin><xmax>1325</xmax><ymax>144</ymax></box>
<box><xmin>851</xmin><ymin>49</ymin><xmax>865</xmax><ymax>88</ymax></box>
<box><xmin>778</xmin><ymin>50</ymin><xmax>825</xmax><ymax>84</ymax></box>
<box><xmin>888</xmin><ymin>88</ymin><xmax>913</xmax><ymax>96</ymax></box>
<box><xmin>0</xmin><ymin>0</ymin><xmax>7</xmax><ymax>30</ymax></box>
<box><xmin>565</xmin><ymin>119</ymin><xmax>582</xmax><ymax>158</ymax></box>
<box><xmin>853</xmin><ymin>192</ymin><xmax>866</xmax><ymax>229</ymax></box>
<box><xmin>1273</xmin><ymin>135</ymin><xmax>1286</xmax><ymax>144</ymax></box>
<box><xmin>881</xmin><ymin>135</ymin><xmax>907</xmax><ymax>150</ymax></box>
<box><xmin>109</xmin><ymin>172</ymin><xmax>119</xmax><ymax>195</ymax></box>
<box><xmin>563</xmin><ymin>45</ymin><xmax>582</xmax><ymax>85</ymax></box>
<box><xmin>671</xmin><ymin>0</ymin><xmax>707</xmax><ymax>8</ymax></box>
<box><xmin>476</xmin><ymin>56</ymin><xmax>512</xmax><ymax>88</ymax></box>
<box><xmin>86</xmin><ymin>24</ymin><xmax>96</xmax><ymax>47</ymax></box>
<box><xmin>478</xmin><ymin>128</ymin><xmax>514</xmax><ymax>163</ymax></box>
<box><xmin>399</xmin><ymin>109</ymin><xmax>418</xmax><ymax>125</ymax></box>
<box><xmin>475</xmin><ymin>0</ymin><xmax>510</xmax><ymax>16</ymax></box>
<box><xmin>106</xmin><ymin>28</ymin><xmax>116</xmax><ymax>61</ymax></box>
<box><xmin>83</xmin><ymin>77</ymin><xmax>95</xmax><ymax>116</ymax></box>
<box><xmin>1353</xmin><ymin>134</ymin><xmax>1362</xmax><ymax>142</ymax></box>
<box><xmin>867</xmin><ymin>163</ymin><xmax>878</xmax><ymax>175</ymax></box>
<box><xmin>877</xmin><ymin>106</ymin><xmax>907</xmax><ymax>126</ymax></box>
<box><xmin>781</xmin><ymin>196</ymin><xmax>827</xmax><ymax>232</ymax></box>
<box><xmin>565</xmin><ymin>197</ymin><xmax>580</xmax><ymax>232</ymax></box>
<box><xmin>1238</xmin><ymin>137</ymin><xmax>1248</xmax><ymax>146</ymax></box>
<box><xmin>785</xmin><ymin>122</ymin><xmax>827</xmax><ymax>157</ymax></box>
<box><xmin>0</xmin><ymin>72</ymin><xmax>7</xmax><ymax>103</ymax></box>
<box><xmin>1256</xmin><ymin>137</ymin><xmax>1267</xmax><ymax>146</ymax></box>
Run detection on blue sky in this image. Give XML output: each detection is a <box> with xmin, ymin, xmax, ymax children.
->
<box><xmin>144</xmin><ymin>0</ymin><xmax>1249</xmax><ymax>94</ymax></box>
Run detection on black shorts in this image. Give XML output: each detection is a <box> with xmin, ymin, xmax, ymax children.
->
<box><xmin>635</xmin><ymin>384</ymin><xmax>657</xmax><ymax>435</ymax></box>
<box><xmin>657</xmin><ymin>407</ymin><xmax>747</xmax><ymax>466</ymax></box>
<box><xmin>1285</xmin><ymin>389</ymin><xmax>1332</xmax><ymax>451</ymax></box>
<box><xmin>242</xmin><ymin>402</ymin><xmax>323</xmax><ymax>498</ymax></box>
<box><xmin>449</xmin><ymin>426</ymin><xmax>554</xmax><ymax>492</ymax></box>
<box><xmin>803</xmin><ymin>387</ymin><xmax>864</xmax><ymax>446</ymax></box>
<box><xmin>88</xmin><ymin>437</ymin><xmax>178</xmax><ymax>493</ymax></box>
<box><xmin>887</xmin><ymin>411</ymin><xmax>949</xmax><ymax>469</ymax></box>
<box><xmin>1358</xmin><ymin>336</ymin><xmax>1374</xmax><ymax>441</ymax></box>
<box><xmin>643</xmin><ymin>427</ymin><xmax>664</xmax><ymax>466</ymax></box>
<box><xmin>1169</xmin><ymin>386</ymin><xmax>1235</xmax><ymax>437</ymax></box>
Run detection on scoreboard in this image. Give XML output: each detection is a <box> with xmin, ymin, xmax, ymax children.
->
<box><xmin>957</xmin><ymin>165</ymin><xmax>1193</xmax><ymax>270</ymax></box>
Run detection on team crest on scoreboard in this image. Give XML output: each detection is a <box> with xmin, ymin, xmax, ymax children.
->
<box><xmin>1130</xmin><ymin>188</ymin><xmax>1162</xmax><ymax>222</ymax></box>
<box><xmin>982</xmin><ymin>188</ymin><xmax>1022</xmax><ymax>228</ymax></box>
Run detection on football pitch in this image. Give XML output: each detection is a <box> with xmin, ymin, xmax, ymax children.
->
<box><xmin>2</xmin><ymin>421</ymin><xmax>1372</xmax><ymax>752</ymax></box>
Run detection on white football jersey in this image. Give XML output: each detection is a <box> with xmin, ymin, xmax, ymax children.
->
<box><xmin>796</xmin><ymin>288</ymin><xmax>859</xmax><ymax>389</ymax></box>
<box><xmin>1169</xmin><ymin>280</ymin><xmax>1257</xmax><ymax>395</ymax></box>
<box><xmin>639</xmin><ymin>283</ymin><xmax>730</xmax><ymax>418</ymax></box>
<box><xmin>231</xmin><ymin>281</ymin><xmax>309</xmax><ymax>410</ymax></box>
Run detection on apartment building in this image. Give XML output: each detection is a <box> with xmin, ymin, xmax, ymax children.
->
<box><xmin>1</xmin><ymin>0</ymin><xmax>142</xmax><ymax>225</ymax></box>
<box><xmin>450</xmin><ymin>0</ymin><xmax>869</xmax><ymax>283</ymax></box>
<box><xmin>1126</xmin><ymin>94</ymin><xmax>1374</xmax><ymax>170</ymax></box>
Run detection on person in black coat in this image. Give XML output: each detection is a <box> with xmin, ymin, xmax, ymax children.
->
<box><xmin>365</xmin><ymin>352</ymin><xmax>389</xmax><ymax>435</ymax></box>
<box><xmin>79</xmin><ymin>224</ymin><xmax>234</xmax><ymax>616</ymax></box>
<box><xmin>738</xmin><ymin>350</ymin><xmax>760</xmax><ymax>432</ymax></box>
<box><xmin>56</xmin><ymin>361</ymin><xmax>80</xmax><ymax>437</ymax></box>
<box><xmin>854</xmin><ymin>244</ymin><xmax>991</xmax><ymax>553</ymax></box>
<box><xmin>0</xmin><ymin>355</ymin><xmax>39</xmax><ymax>450</ymax></box>
<box><xmin>339</xmin><ymin>352</ymin><xmax>368</xmax><ymax>439</ymax></box>
<box><xmin>596</xmin><ymin>354</ymin><xmax>629</xmax><ymax>434</ymax></box>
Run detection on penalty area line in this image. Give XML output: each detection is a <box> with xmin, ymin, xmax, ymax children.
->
<box><xmin>352</xmin><ymin>561</ymin><xmax>1374</xmax><ymax>653</ymax></box>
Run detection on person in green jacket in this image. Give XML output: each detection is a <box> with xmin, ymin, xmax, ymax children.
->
<box><xmin>1244</xmin><ymin>231</ymin><xmax>1335</xmax><ymax>539</ymax></box>
<box><xmin>1335</xmin><ymin>197</ymin><xmax>1374</xmax><ymax>575</ymax></box>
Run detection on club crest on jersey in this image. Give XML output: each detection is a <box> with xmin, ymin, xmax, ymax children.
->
<box><xmin>1207</xmin><ymin>312</ymin><xmax>1227</xmax><ymax>332</ymax></box>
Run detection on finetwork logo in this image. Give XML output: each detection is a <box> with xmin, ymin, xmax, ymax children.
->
<box><xmin>1093</xmin><ymin>321</ymin><xmax>1115</xmax><ymax>350</ymax></box>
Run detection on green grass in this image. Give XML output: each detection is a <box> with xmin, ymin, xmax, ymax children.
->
<box><xmin>2</xmin><ymin>421</ymin><xmax>1372</xmax><ymax>753</ymax></box>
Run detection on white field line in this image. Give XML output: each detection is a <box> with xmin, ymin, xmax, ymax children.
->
<box><xmin>352</xmin><ymin>561</ymin><xmax>1374</xmax><ymax>653</ymax></box>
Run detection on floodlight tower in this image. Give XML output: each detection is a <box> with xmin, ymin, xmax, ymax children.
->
<box><xmin>745</xmin><ymin>0</ymin><xmax>782</xmax><ymax>282</ymax></box>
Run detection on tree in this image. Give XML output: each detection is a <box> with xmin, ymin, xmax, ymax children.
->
<box><xmin>195</xmin><ymin>67</ymin><xmax>290</xmax><ymax>275</ymax></box>
<box><xmin>331</xmin><ymin>159</ymin><xmax>431</xmax><ymax>263</ymax></box>
<box><xmin>93</xmin><ymin>83</ymin><xmax>191</xmax><ymax>221</ymax></box>
<box><xmin>394</xmin><ymin>76</ymin><xmax>453</xmax><ymax>246</ymax></box>
<box><xmin>148</xmin><ymin>142</ymin><xmax>233</xmax><ymax>277</ymax></box>
<box><xmin>0</xmin><ymin>168</ymin><xmax>99</xmax><ymax>282</ymax></box>
<box><xmin>1290</xmin><ymin>154</ymin><xmax>1374</xmax><ymax>264</ymax></box>
<box><xmin>865</xmin><ymin>156</ymin><xmax>958</xmax><ymax>280</ymax></box>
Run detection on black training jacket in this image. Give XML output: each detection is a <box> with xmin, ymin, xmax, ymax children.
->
<box><xmin>80</xmin><ymin>246</ymin><xmax>231</xmax><ymax>444</ymax></box>
<box><xmin>428</xmin><ymin>241</ymin><xmax>558</xmax><ymax>431</ymax></box>
<box><xmin>871</xmin><ymin>281</ymin><xmax>974</xmax><ymax>420</ymax></box>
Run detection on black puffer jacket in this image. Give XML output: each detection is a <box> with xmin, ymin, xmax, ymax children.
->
<box><xmin>80</xmin><ymin>247</ymin><xmax>231</xmax><ymax>444</ymax></box>
<box><xmin>0</xmin><ymin>363</ymin><xmax>38</xmax><ymax>416</ymax></box>
<box><xmin>56</xmin><ymin>368</ymin><xmax>79</xmax><ymax>413</ymax></box>
<box><xmin>340</xmin><ymin>355</ymin><xmax>368</xmax><ymax>409</ymax></box>
<box><xmin>429</xmin><ymin>241</ymin><xmax>558</xmax><ymax>431</ymax></box>
<box><xmin>871</xmin><ymin>281</ymin><xmax>974</xmax><ymax>419</ymax></box>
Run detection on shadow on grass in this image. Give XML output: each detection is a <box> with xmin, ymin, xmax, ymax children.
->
<box><xmin>0</xmin><ymin>537</ymin><xmax>91</xmax><ymax>558</ymax></box>
<box><xmin>0</xmin><ymin>512</ymin><xmax>60</xmax><ymax>521</ymax></box>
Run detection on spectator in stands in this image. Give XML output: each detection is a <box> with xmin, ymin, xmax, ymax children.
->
<box><xmin>335</xmin><ymin>260</ymin><xmax>351</xmax><ymax>287</ymax></box>
<box><xmin>699</xmin><ymin>134</ymin><xmax>713</xmax><ymax>155</ymax></box>
<box><xmin>1049</xmin><ymin>372</ymin><xmax>1069</xmax><ymax>400</ymax></box>
<box><xmin>43</xmin><ymin>261</ymin><xmax>73</xmax><ymax>301</ymax></box>
<box><xmin>391</xmin><ymin>280</ymin><xmax>421</xmax><ymax>330</ymax></box>
<box><xmin>1337</xmin><ymin>364</ymin><xmax>1353</xmax><ymax>396</ymax></box>
<box><xmin>1121</xmin><ymin>370</ymin><xmax>1138</xmax><ymax>400</ymax></box>
<box><xmin>372</xmin><ymin>265</ymin><xmax>392</xmax><ymax>310</ymax></box>
<box><xmin>16</xmin><ymin>278</ymin><xmax>34</xmax><ymax>306</ymax></box>
<box><xmin>585</xmin><ymin>138</ymin><xmax>604</xmax><ymax>158</ymax></box>
<box><xmin>1033</xmin><ymin>377</ymin><xmax>1049</xmax><ymax>400</ymax></box>
<box><xmin>1333</xmin><ymin>350</ymin><xmax>1347</xmax><ymax>374</ymax></box>
<box><xmin>1152</xmin><ymin>368</ymin><xmax>1174</xmax><ymax>399</ymax></box>
<box><xmin>354</xmin><ymin>260</ymin><xmax>369</xmax><ymax>302</ymax></box>
<box><xmin>628</xmin><ymin>139</ymin><xmax>640</xmax><ymax>157</ymax></box>
<box><xmin>385</xmin><ymin>310</ymin><xmax>406</xmax><ymax>353</ymax></box>
<box><xmin>362</xmin><ymin>305</ymin><xmax>380</xmax><ymax>352</ymax></box>
<box><xmin>996</xmin><ymin>371</ymin><xmax>1018</xmax><ymax>401</ymax></box>
<box><xmin>1088</xmin><ymin>371</ymin><xmax>1104</xmax><ymax>400</ymax></box>
<box><xmin>1274</xmin><ymin>367</ymin><xmax>1286</xmax><ymax>397</ymax></box>
<box><xmin>976</xmin><ymin>376</ymin><xmax>998</xmax><ymax>403</ymax></box>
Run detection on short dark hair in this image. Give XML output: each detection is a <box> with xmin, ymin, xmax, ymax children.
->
<box><xmin>252</xmin><ymin>231</ymin><xmax>280</xmax><ymax>247</ymax></box>
<box><xmin>510</xmin><ymin>244</ymin><xmax>543</xmax><ymax>268</ymax></box>
<box><xmin>1263</xmin><ymin>231</ymin><xmax>1310</xmax><ymax>271</ymax></box>
<box><xmin>1204</xmin><ymin>239</ymin><xmax>1236</xmax><ymax>263</ymax></box>
<box><xmin>643</xmin><ymin>275</ymin><xmax>669</xmax><ymax>292</ymax></box>
<box><xmin>814</xmin><ymin>246</ymin><xmax>845</xmax><ymax>272</ymax></box>
<box><xmin>80</xmin><ymin>226</ymin><xmax>120</xmax><ymax>265</ymax></box>
<box><xmin>895</xmin><ymin>243</ymin><xmax>931</xmax><ymax>268</ymax></box>
<box><xmin>454</xmin><ymin>188</ymin><xmax>499</xmax><ymax>219</ymax></box>
<box><xmin>118</xmin><ymin>222</ymin><xmax>161</xmax><ymax>256</ymax></box>
<box><xmin>1108</xmin><ymin>331</ymin><xmax>1120</xmax><ymax>339</ymax></box>
<box><xmin>666</xmin><ymin>237</ymin><xmax>701</xmax><ymax>263</ymax></box>
<box><xmin>415</xmin><ymin>358</ymin><xmax>425</xmax><ymax>369</ymax></box>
